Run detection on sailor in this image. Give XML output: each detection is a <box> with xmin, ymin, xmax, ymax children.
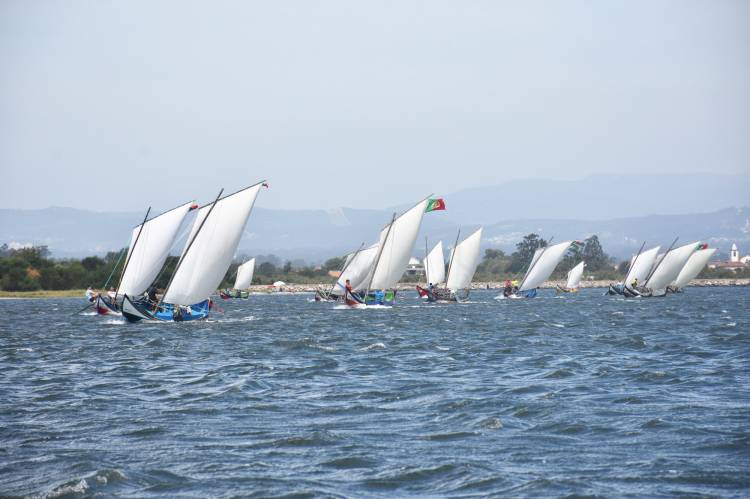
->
<box><xmin>344</xmin><ymin>279</ymin><xmax>353</xmax><ymax>299</ymax></box>
<box><xmin>503</xmin><ymin>279</ymin><xmax>513</xmax><ymax>297</ymax></box>
<box><xmin>85</xmin><ymin>286</ymin><xmax>97</xmax><ymax>302</ymax></box>
<box><xmin>107</xmin><ymin>286</ymin><xmax>116</xmax><ymax>300</ymax></box>
<box><xmin>146</xmin><ymin>285</ymin><xmax>158</xmax><ymax>303</ymax></box>
<box><xmin>631</xmin><ymin>277</ymin><xmax>639</xmax><ymax>288</ymax></box>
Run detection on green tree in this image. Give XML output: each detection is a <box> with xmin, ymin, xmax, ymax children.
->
<box><xmin>582</xmin><ymin>235</ymin><xmax>610</xmax><ymax>271</ymax></box>
<box><xmin>508</xmin><ymin>234</ymin><xmax>548</xmax><ymax>273</ymax></box>
<box><xmin>484</xmin><ymin>248</ymin><xmax>505</xmax><ymax>260</ymax></box>
<box><xmin>323</xmin><ymin>256</ymin><xmax>346</xmax><ymax>271</ymax></box>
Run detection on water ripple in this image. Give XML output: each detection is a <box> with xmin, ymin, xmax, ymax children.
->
<box><xmin>1</xmin><ymin>288</ymin><xmax>749</xmax><ymax>497</ymax></box>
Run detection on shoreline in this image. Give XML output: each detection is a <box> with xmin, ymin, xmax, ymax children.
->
<box><xmin>1</xmin><ymin>278</ymin><xmax>748</xmax><ymax>299</ymax></box>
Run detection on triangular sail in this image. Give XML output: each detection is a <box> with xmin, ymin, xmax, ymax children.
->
<box><xmin>672</xmin><ymin>248</ymin><xmax>716</xmax><ymax>289</ymax></box>
<box><xmin>163</xmin><ymin>183</ymin><xmax>263</xmax><ymax>305</ymax></box>
<box><xmin>565</xmin><ymin>261</ymin><xmax>585</xmax><ymax>289</ymax></box>
<box><xmin>519</xmin><ymin>241</ymin><xmax>572</xmax><ymax>292</ymax></box>
<box><xmin>118</xmin><ymin>202</ymin><xmax>195</xmax><ymax>297</ymax></box>
<box><xmin>520</xmin><ymin>248</ymin><xmax>544</xmax><ymax>285</ymax></box>
<box><xmin>368</xmin><ymin>198</ymin><xmax>430</xmax><ymax>290</ymax></box>
<box><xmin>645</xmin><ymin>241</ymin><xmax>700</xmax><ymax>293</ymax></box>
<box><xmin>423</xmin><ymin>241</ymin><xmax>445</xmax><ymax>285</ymax></box>
<box><xmin>446</xmin><ymin>228</ymin><xmax>483</xmax><ymax>292</ymax></box>
<box><xmin>233</xmin><ymin>258</ymin><xmax>256</xmax><ymax>290</ymax></box>
<box><xmin>334</xmin><ymin>244</ymin><xmax>380</xmax><ymax>293</ymax></box>
<box><xmin>625</xmin><ymin>246</ymin><xmax>661</xmax><ymax>285</ymax></box>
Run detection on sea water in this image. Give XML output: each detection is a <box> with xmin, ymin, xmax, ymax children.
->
<box><xmin>1</xmin><ymin>288</ymin><xmax>748</xmax><ymax>497</ymax></box>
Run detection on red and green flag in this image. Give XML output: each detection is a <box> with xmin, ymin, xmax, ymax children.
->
<box><xmin>425</xmin><ymin>198</ymin><xmax>446</xmax><ymax>213</ymax></box>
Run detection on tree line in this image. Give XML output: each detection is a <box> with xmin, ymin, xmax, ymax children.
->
<box><xmin>0</xmin><ymin>236</ymin><xmax>742</xmax><ymax>292</ymax></box>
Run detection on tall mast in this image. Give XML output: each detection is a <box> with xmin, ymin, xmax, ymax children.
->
<box><xmin>329</xmin><ymin>242</ymin><xmax>365</xmax><ymax>296</ymax></box>
<box><xmin>114</xmin><ymin>206</ymin><xmax>151</xmax><ymax>301</ymax></box>
<box><xmin>158</xmin><ymin>189</ymin><xmax>224</xmax><ymax>307</ymax></box>
<box><xmin>365</xmin><ymin>213</ymin><xmax>396</xmax><ymax>301</ymax></box>
<box><xmin>623</xmin><ymin>240</ymin><xmax>646</xmax><ymax>286</ymax></box>
<box><xmin>444</xmin><ymin>229</ymin><xmax>461</xmax><ymax>289</ymax></box>
<box><xmin>644</xmin><ymin>237</ymin><xmax>679</xmax><ymax>287</ymax></box>
<box><xmin>518</xmin><ymin>236</ymin><xmax>554</xmax><ymax>291</ymax></box>
<box><xmin>423</xmin><ymin>237</ymin><xmax>429</xmax><ymax>286</ymax></box>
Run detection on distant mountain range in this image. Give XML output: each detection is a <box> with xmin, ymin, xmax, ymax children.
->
<box><xmin>1</xmin><ymin>205</ymin><xmax>748</xmax><ymax>264</ymax></box>
<box><xmin>432</xmin><ymin>173</ymin><xmax>750</xmax><ymax>224</ymax></box>
<box><xmin>1</xmin><ymin>174</ymin><xmax>748</xmax><ymax>262</ymax></box>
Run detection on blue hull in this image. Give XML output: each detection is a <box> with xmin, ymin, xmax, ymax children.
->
<box><xmin>122</xmin><ymin>295</ymin><xmax>210</xmax><ymax>323</ymax></box>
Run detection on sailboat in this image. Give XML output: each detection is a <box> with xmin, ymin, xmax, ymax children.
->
<box><xmin>122</xmin><ymin>181</ymin><xmax>265</xmax><ymax>322</ymax></box>
<box><xmin>607</xmin><ymin>244</ymin><xmax>661</xmax><ymax>297</ymax></box>
<box><xmin>636</xmin><ymin>241</ymin><xmax>701</xmax><ymax>297</ymax></box>
<box><xmin>496</xmin><ymin>241</ymin><xmax>573</xmax><ymax>299</ymax></box>
<box><xmin>220</xmin><ymin>258</ymin><xmax>255</xmax><ymax>299</ymax></box>
<box><xmin>316</xmin><ymin>243</ymin><xmax>380</xmax><ymax>302</ymax></box>
<box><xmin>668</xmin><ymin>245</ymin><xmax>716</xmax><ymax>292</ymax></box>
<box><xmin>95</xmin><ymin>201</ymin><xmax>197</xmax><ymax>315</ymax></box>
<box><xmin>417</xmin><ymin>228</ymin><xmax>483</xmax><ymax>302</ymax></box>
<box><xmin>416</xmin><ymin>240</ymin><xmax>445</xmax><ymax>299</ymax></box>
<box><xmin>342</xmin><ymin>197</ymin><xmax>431</xmax><ymax>307</ymax></box>
<box><xmin>556</xmin><ymin>261</ymin><xmax>585</xmax><ymax>293</ymax></box>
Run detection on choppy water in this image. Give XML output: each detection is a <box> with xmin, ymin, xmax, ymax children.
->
<box><xmin>1</xmin><ymin>288</ymin><xmax>749</xmax><ymax>497</ymax></box>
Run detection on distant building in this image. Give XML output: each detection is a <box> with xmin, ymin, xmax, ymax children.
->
<box><xmin>405</xmin><ymin>257</ymin><xmax>425</xmax><ymax>276</ymax></box>
<box><xmin>708</xmin><ymin>243</ymin><xmax>748</xmax><ymax>272</ymax></box>
<box><xmin>730</xmin><ymin>243</ymin><xmax>739</xmax><ymax>263</ymax></box>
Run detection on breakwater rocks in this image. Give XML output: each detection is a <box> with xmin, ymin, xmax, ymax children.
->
<box><xmin>244</xmin><ymin>278</ymin><xmax>749</xmax><ymax>294</ymax></box>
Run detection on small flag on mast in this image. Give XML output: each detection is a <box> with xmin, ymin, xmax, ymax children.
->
<box><xmin>425</xmin><ymin>198</ymin><xmax>446</xmax><ymax>212</ymax></box>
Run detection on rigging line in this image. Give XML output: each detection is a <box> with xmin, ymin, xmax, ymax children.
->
<box><xmin>114</xmin><ymin>206</ymin><xmax>151</xmax><ymax>301</ymax></box>
<box><xmin>101</xmin><ymin>246</ymin><xmax>128</xmax><ymax>289</ymax></box>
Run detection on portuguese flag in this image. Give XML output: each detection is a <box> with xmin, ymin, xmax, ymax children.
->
<box><xmin>425</xmin><ymin>198</ymin><xmax>446</xmax><ymax>213</ymax></box>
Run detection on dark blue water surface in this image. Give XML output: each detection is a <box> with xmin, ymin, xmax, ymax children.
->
<box><xmin>1</xmin><ymin>288</ymin><xmax>749</xmax><ymax>497</ymax></box>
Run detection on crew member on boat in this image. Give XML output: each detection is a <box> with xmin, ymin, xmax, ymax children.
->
<box><xmin>503</xmin><ymin>280</ymin><xmax>513</xmax><ymax>297</ymax></box>
<box><xmin>146</xmin><ymin>285</ymin><xmax>158</xmax><ymax>304</ymax></box>
<box><xmin>85</xmin><ymin>286</ymin><xmax>97</xmax><ymax>302</ymax></box>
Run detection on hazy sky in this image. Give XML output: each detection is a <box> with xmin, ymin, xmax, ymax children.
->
<box><xmin>1</xmin><ymin>0</ymin><xmax>748</xmax><ymax>212</ymax></box>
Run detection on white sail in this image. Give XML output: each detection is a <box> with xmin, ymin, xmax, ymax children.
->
<box><xmin>334</xmin><ymin>244</ymin><xmax>380</xmax><ymax>293</ymax></box>
<box><xmin>423</xmin><ymin>241</ymin><xmax>445</xmax><ymax>286</ymax></box>
<box><xmin>446</xmin><ymin>228</ymin><xmax>483</xmax><ymax>292</ymax></box>
<box><xmin>625</xmin><ymin>246</ymin><xmax>661</xmax><ymax>285</ymax></box>
<box><xmin>233</xmin><ymin>258</ymin><xmax>256</xmax><ymax>290</ymax></box>
<box><xmin>672</xmin><ymin>248</ymin><xmax>716</xmax><ymax>289</ymax></box>
<box><xmin>163</xmin><ymin>183</ymin><xmax>263</xmax><ymax>305</ymax></box>
<box><xmin>519</xmin><ymin>241</ymin><xmax>572</xmax><ymax>292</ymax></box>
<box><xmin>368</xmin><ymin>198</ymin><xmax>430</xmax><ymax>290</ymax></box>
<box><xmin>520</xmin><ymin>248</ymin><xmax>544</xmax><ymax>285</ymax></box>
<box><xmin>645</xmin><ymin>241</ymin><xmax>700</xmax><ymax>293</ymax></box>
<box><xmin>565</xmin><ymin>261</ymin><xmax>585</xmax><ymax>289</ymax></box>
<box><xmin>118</xmin><ymin>202</ymin><xmax>194</xmax><ymax>297</ymax></box>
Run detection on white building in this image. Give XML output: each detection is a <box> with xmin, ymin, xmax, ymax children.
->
<box><xmin>729</xmin><ymin>243</ymin><xmax>750</xmax><ymax>264</ymax></box>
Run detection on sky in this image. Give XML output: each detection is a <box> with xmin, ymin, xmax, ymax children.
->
<box><xmin>1</xmin><ymin>0</ymin><xmax>748</xmax><ymax>212</ymax></box>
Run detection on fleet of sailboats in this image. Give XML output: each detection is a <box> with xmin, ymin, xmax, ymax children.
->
<box><xmin>119</xmin><ymin>181</ymin><xmax>265</xmax><ymax>322</ymax></box>
<box><xmin>83</xmin><ymin>187</ymin><xmax>720</xmax><ymax>322</ymax></box>
<box><xmin>416</xmin><ymin>228</ymin><xmax>483</xmax><ymax>302</ymax></box>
